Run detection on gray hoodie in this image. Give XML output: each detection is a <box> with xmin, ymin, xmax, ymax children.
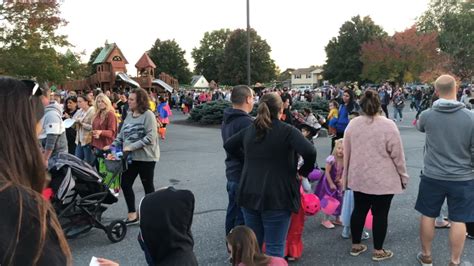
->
<box><xmin>417</xmin><ymin>99</ymin><xmax>474</xmax><ymax>181</ymax></box>
<box><xmin>39</xmin><ymin>102</ymin><xmax>68</xmax><ymax>159</ymax></box>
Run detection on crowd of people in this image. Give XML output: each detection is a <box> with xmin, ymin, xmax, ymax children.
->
<box><xmin>1</xmin><ymin>73</ymin><xmax>473</xmax><ymax>266</ymax></box>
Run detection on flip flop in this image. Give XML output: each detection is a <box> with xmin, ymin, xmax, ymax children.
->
<box><xmin>435</xmin><ymin>221</ymin><xmax>451</xmax><ymax>229</ymax></box>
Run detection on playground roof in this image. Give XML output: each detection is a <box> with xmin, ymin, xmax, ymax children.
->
<box><xmin>135</xmin><ymin>53</ymin><xmax>156</xmax><ymax>69</ymax></box>
<box><xmin>93</xmin><ymin>43</ymin><xmax>128</xmax><ymax>65</ymax></box>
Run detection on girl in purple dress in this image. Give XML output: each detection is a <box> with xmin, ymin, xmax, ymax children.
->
<box><xmin>314</xmin><ymin>139</ymin><xmax>344</xmax><ymax>229</ymax></box>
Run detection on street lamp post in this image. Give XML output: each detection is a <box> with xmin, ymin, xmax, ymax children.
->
<box><xmin>246</xmin><ymin>0</ymin><xmax>251</xmax><ymax>86</ymax></box>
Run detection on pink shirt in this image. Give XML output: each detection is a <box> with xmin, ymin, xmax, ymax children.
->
<box><xmin>343</xmin><ymin>115</ymin><xmax>409</xmax><ymax>195</ymax></box>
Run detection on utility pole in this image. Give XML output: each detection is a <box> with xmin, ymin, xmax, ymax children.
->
<box><xmin>246</xmin><ymin>0</ymin><xmax>251</xmax><ymax>86</ymax></box>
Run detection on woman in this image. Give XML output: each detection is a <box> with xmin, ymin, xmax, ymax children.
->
<box><xmin>303</xmin><ymin>108</ymin><xmax>323</xmax><ymax>131</ymax></box>
<box><xmin>343</xmin><ymin>90</ymin><xmax>409</xmax><ymax>261</ymax></box>
<box><xmin>333</xmin><ymin>89</ymin><xmax>358</xmax><ymax>150</ymax></box>
<box><xmin>73</xmin><ymin>95</ymin><xmax>96</xmax><ymax>166</ymax></box>
<box><xmin>0</xmin><ymin>77</ymin><xmax>71</xmax><ymax>265</ymax></box>
<box><xmin>91</xmin><ymin>93</ymin><xmax>117</xmax><ymax>152</ymax></box>
<box><xmin>392</xmin><ymin>88</ymin><xmax>405</xmax><ymax>122</ymax></box>
<box><xmin>63</xmin><ymin>96</ymin><xmax>78</xmax><ymax>154</ymax></box>
<box><xmin>224</xmin><ymin>93</ymin><xmax>316</xmax><ymax>257</ymax></box>
<box><xmin>109</xmin><ymin>88</ymin><xmax>160</xmax><ymax>224</ymax></box>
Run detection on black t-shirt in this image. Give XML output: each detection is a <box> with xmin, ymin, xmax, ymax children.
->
<box><xmin>0</xmin><ymin>184</ymin><xmax>67</xmax><ymax>266</ymax></box>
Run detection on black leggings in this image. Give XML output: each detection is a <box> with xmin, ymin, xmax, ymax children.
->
<box><xmin>121</xmin><ymin>161</ymin><xmax>156</xmax><ymax>213</ymax></box>
<box><xmin>351</xmin><ymin>191</ymin><xmax>394</xmax><ymax>250</ymax></box>
<box><xmin>467</xmin><ymin>222</ymin><xmax>474</xmax><ymax>236</ymax></box>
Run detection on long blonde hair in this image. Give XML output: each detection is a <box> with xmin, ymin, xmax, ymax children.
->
<box><xmin>332</xmin><ymin>138</ymin><xmax>344</xmax><ymax>157</ymax></box>
<box><xmin>93</xmin><ymin>93</ymin><xmax>115</xmax><ymax>120</ymax></box>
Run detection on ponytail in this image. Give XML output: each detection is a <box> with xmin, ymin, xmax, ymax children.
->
<box><xmin>255</xmin><ymin>102</ymin><xmax>272</xmax><ymax>140</ymax></box>
<box><xmin>253</xmin><ymin>93</ymin><xmax>283</xmax><ymax>141</ymax></box>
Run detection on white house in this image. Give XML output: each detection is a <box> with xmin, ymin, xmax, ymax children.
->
<box><xmin>291</xmin><ymin>67</ymin><xmax>323</xmax><ymax>90</ymax></box>
<box><xmin>190</xmin><ymin>75</ymin><xmax>209</xmax><ymax>88</ymax></box>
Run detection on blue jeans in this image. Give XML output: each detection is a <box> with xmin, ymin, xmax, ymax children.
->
<box><xmin>393</xmin><ymin>107</ymin><xmax>403</xmax><ymax>120</ymax></box>
<box><xmin>242</xmin><ymin>208</ymin><xmax>291</xmax><ymax>257</ymax></box>
<box><xmin>226</xmin><ymin>180</ymin><xmax>244</xmax><ymax>235</ymax></box>
<box><xmin>75</xmin><ymin>144</ymin><xmax>95</xmax><ymax>166</ymax></box>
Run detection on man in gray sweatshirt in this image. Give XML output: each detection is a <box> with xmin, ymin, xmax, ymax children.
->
<box><xmin>415</xmin><ymin>75</ymin><xmax>474</xmax><ymax>266</ymax></box>
<box><xmin>38</xmin><ymin>87</ymin><xmax>68</xmax><ymax>169</ymax></box>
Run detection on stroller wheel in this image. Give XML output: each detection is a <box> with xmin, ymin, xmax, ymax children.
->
<box><xmin>106</xmin><ymin>220</ymin><xmax>127</xmax><ymax>243</ymax></box>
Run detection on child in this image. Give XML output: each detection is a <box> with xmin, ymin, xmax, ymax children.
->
<box><xmin>157</xmin><ymin>96</ymin><xmax>172</xmax><ymax>140</ymax></box>
<box><xmin>327</xmin><ymin>100</ymin><xmax>339</xmax><ymax>137</ymax></box>
<box><xmin>283</xmin><ymin>124</ymin><xmax>317</xmax><ymax>261</ymax></box>
<box><xmin>314</xmin><ymin>139</ymin><xmax>344</xmax><ymax>229</ymax></box>
<box><xmin>226</xmin><ymin>226</ymin><xmax>288</xmax><ymax>266</ymax></box>
<box><xmin>340</xmin><ymin>190</ymin><xmax>370</xmax><ymax>240</ymax></box>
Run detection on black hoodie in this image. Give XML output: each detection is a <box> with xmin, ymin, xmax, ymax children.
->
<box><xmin>221</xmin><ymin>108</ymin><xmax>253</xmax><ymax>182</ymax></box>
<box><xmin>139</xmin><ymin>187</ymin><xmax>197</xmax><ymax>266</ymax></box>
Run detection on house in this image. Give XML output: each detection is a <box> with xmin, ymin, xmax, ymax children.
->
<box><xmin>190</xmin><ymin>75</ymin><xmax>209</xmax><ymax>88</ymax></box>
<box><xmin>291</xmin><ymin>66</ymin><xmax>323</xmax><ymax>90</ymax></box>
<box><xmin>91</xmin><ymin>42</ymin><xmax>130</xmax><ymax>90</ymax></box>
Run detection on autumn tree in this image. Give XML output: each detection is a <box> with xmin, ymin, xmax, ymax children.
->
<box><xmin>219</xmin><ymin>28</ymin><xmax>277</xmax><ymax>85</ymax></box>
<box><xmin>148</xmin><ymin>39</ymin><xmax>192</xmax><ymax>84</ymax></box>
<box><xmin>323</xmin><ymin>15</ymin><xmax>387</xmax><ymax>83</ymax></box>
<box><xmin>360</xmin><ymin>26</ymin><xmax>450</xmax><ymax>83</ymax></box>
<box><xmin>192</xmin><ymin>29</ymin><xmax>231</xmax><ymax>82</ymax></box>
<box><xmin>418</xmin><ymin>0</ymin><xmax>473</xmax><ymax>80</ymax></box>
<box><xmin>0</xmin><ymin>1</ymin><xmax>71</xmax><ymax>83</ymax></box>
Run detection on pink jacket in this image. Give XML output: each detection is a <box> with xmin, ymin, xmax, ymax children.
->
<box><xmin>343</xmin><ymin>115</ymin><xmax>409</xmax><ymax>195</ymax></box>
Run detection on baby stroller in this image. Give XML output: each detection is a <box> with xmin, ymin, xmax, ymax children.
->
<box><xmin>49</xmin><ymin>152</ymin><xmax>127</xmax><ymax>243</ymax></box>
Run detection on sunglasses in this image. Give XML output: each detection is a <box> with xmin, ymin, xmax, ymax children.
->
<box><xmin>22</xmin><ymin>80</ymin><xmax>43</xmax><ymax>97</ymax></box>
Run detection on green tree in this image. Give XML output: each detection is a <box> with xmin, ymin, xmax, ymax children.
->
<box><xmin>219</xmin><ymin>28</ymin><xmax>277</xmax><ymax>85</ymax></box>
<box><xmin>192</xmin><ymin>29</ymin><xmax>231</xmax><ymax>82</ymax></box>
<box><xmin>323</xmin><ymin>15</ymin><xmax>387</xmax><ymax>83</ymax></box>
<box><xmin>148</xmin><ymin>39</ymin><xmax>192</xmax><ymax>84</ymax></box>
<box><xmin>0</xmin><ymin>1</ymin><xmax>70</xmax><ymax>83</ymax></box>
<box><xmin>87</xmin><ymin>47</ymin><xmax>102</xmax><ymax>75</ymax></box>
<box><xmin>59</xmin><ymin>49</ymin><xmax>88</xmax><ymax>80</ymax></box>
<box><xmin>418</xmin><ymin>0</ymin><xmax>473</xmax><ymax>80</ymax></box>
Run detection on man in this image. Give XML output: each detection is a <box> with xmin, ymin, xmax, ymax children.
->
<box><xmin>38</xmin><ymin>86</ymin><xmax>68</xmax><ymax>169</ymax></box>
<box><xmin>378</xmin><ymin>86</ymin><xmax>390</xmax><ymax>118</ymax></box>
<box><xmin>221</xmin><ymin>85</ymin><xmax>254</xmax><ymax>235</ymax></box>
<box><xmin>415</xmin><ymin>75</ymin><xmax>474</xmax><ymax>266</ymax></box>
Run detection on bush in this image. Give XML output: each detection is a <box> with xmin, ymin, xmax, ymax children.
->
<box><xmin>188</xmin><ymin>98</ymin><xmax>330</xmax><ymax>125</ymax></box>
<box><xmin>292</xmin><ymin>98</ymin><xmax>329</xmax><ymax>117</ymax></box>
<box><xmin>188</xmin><ymin>100</ymin><xmax>231</xmax><ymax>125</ymax></box>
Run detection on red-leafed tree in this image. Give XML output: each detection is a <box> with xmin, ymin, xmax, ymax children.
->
<box><xmin>360</xmin><ymin>26</ymin><xmax>452</xmax><ymax>83</ymax></box>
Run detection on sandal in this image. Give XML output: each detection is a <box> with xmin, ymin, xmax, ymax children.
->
<box><xmin>372</xmin><ymin>249</ymin><xmax>393</xmax><ymax>261</ymax></box>
<box><xmin>416</xmin><ymin>252</ymin><xmax>433</xmax><ymax>266</ymax></box>
<box><xmin>350</xmin><ymin>244</ymin><xmax>367</xmax><ymax>256</ymax></box>
<box><xmin>435</xmin><ymin>220</ymin><xmax>451</xmax><ymax>229</ymax></box>
<box><xmin>322</xmin><ymin>220</ymin><xmax>335</xmax><ymax>229</ymax></box>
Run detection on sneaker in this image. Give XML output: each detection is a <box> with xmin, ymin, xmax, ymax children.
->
<box><xmin>466</xmin><ymin>233</ymin><xmax>474</xmax><ymax>239</ymax></box>
<box><xmin>285</xmin><ymin>256</ymin><xmax>296</xmax><ymax>262</ymax></box>
<box><xmin>416</xmin><ymin>252</ymin><xmax>432</xmax><ymax>266</ymax></box>
<box><xmin>322</xmin><ymin>220</ymin><xmax>335</xmax><ymax>229</ymax></box>
<box><xmin>124</xmin><ymin>217</ymin><xmax>139</xmax><ymax>226</ymax></box>
<box><xmin>372</xmin><ymin>249</ymin><xmax>394</xmax><ymax>261</ymax></box>
<box><xmin>350</xmin><ymin>244</ymin><xmax>367</xmax><ymax>256</ymax></box>
<box><xmin>362</xmin><ymin>231</ymin><xmax>370</xmax><ymax>240</ymax></box>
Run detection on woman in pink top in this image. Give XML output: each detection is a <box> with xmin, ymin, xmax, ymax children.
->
<box><xmin>343</xmin><ymin>90</ymin><xmax>409</xmax><ymax>262</ymax></box>
<box><xmin>227</xmin><ymin>226</ymin><xmax>288</xmax><ymax>266</ymax></box>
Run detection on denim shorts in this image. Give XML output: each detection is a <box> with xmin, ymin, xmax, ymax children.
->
<box><xmin>415</xmin><ymin>175</ymin><xmax>474</xmax><ymax>223</ymax></box>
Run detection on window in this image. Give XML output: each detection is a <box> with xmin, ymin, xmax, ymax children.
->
<box><xmin>294</xmin><ymin>74</ymin><xmax>301</xmax><ymax>79</ymax></box>
<box><xmin>112</xmin><ymin>56</ymin><xmax>122</xmax><ymax>61</ymax></box>
<box><xmin>306</xmin><ymin>74</ymin><xmax>311</xmax><ymax>79</ymax></box>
